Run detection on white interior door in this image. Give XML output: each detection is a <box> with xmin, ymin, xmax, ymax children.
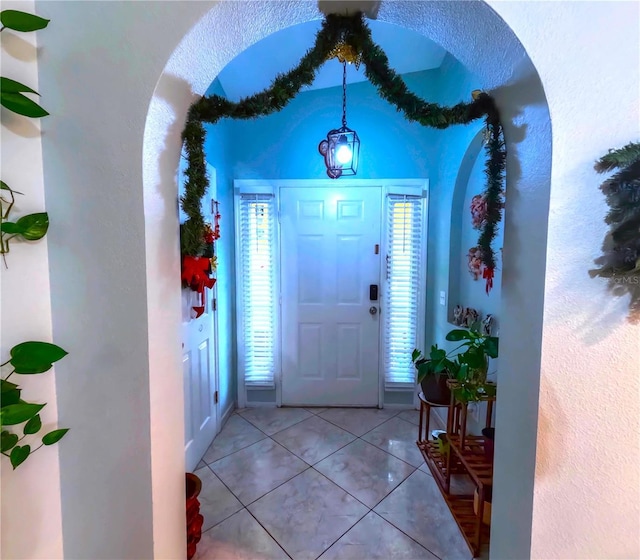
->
<box><xmin>181</xmin><ymin>161</ymin><xmax>218</xmax><ymax>472</ymax></box>
<box><xmin>280</xmin><ymin>186</ymin><xmax>382</xmax><ymax>406</ymax></box>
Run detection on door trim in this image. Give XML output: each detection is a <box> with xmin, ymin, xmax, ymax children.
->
<box><xmin>234</xmin><ymin>178</ymin><xmax>428</xmax><ymax>408</ymax></box>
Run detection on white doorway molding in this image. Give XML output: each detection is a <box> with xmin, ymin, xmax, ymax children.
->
<box><xmin>143</xmin><ymin>2</ymin><xmax>551</xmax><ymax>557</ymax></box>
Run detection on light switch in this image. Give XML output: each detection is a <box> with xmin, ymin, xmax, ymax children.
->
<box><xmin>439</xmin><ymin>291</ymin><xmax>446</xmax><ymax>306</ymax></box>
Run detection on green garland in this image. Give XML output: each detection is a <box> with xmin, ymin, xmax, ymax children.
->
<box><xmin>181</xmin><ymin>12</ymin><xmax>506</xmax><ymax>276</ymax></box>
<box><xmin>590</xmin><ymin>141</ymin><xmax>640</xmax><ymax>319</ymax></box>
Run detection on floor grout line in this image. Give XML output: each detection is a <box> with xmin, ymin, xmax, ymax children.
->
<box><xmin>196</xmin><ymin>406</ymin><xmax>455</xmax><ymax>560</ymax></box>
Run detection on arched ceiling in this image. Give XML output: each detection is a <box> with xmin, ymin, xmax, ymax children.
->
<box><xmin>216</xmin><ymin>19</ymin><xmax>447</xmax><ymax>101</ymax></box>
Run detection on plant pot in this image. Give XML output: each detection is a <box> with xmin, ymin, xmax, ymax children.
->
<box><xmin>420</xmin><ymin>374</ymin><xmax>451</xmax><ymax>405</ymax></box>
<box><xmin>473</xmin><ymin>485</ymin><xmax>493</xmax><ymax>525</ymax></box>
<box><xmin>481</xmin><ymin>427</ymin><xmax>495</xmax><ymax>463</ymax></box>
<box><xmin>186</xmin><ymin>473</ymin><xmax>204</xmax><ymax>560</ymax></box>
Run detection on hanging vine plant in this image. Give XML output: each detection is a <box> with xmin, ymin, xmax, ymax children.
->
<box><xmin>589</xmin><ymin>141</ymin><xmax>640</xmax><ymax>320</ymax></box>
<box><xmin>181</xmin><ymin>12</ymin><xmax>506</xmax><ymax>293</ymax></box>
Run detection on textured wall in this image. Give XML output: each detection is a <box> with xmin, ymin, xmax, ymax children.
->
<box><xmin>26</xmin><ymin>1</ymin><xmax>640</xmax><ymax>559</ymax></box>
<box><xmin>490</xmin><ymin>2</ymin><xmax>640</xmax><ymax>559</ymax></box>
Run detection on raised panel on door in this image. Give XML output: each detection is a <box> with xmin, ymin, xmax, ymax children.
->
<box><xmin>181</xmin><ymin>159</ymin><xmax>218</xmax><ymax>472</ymax></box>
<box><xmin>281</xmin><ymin>186</ymin><xmax>381</xmax><ymax>406</ymax></box>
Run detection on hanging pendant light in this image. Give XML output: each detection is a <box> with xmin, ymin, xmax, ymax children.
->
<box><xmin>318</xmin><ymin>61</ymin><xmax>360</xmax><ymax>179</ymax></box>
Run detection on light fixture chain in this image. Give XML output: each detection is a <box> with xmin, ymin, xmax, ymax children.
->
<box><xmin>342</xmin><ymin>61</ymin><xmax>347</xmax><ymax>128</ymax></box>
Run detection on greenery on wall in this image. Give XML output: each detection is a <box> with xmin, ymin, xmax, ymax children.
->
<box><xmin>180</xmin><ymin>12</ymin><xmax>506</xmax><ymax>291</ymax></box>
<box><xmin>1</xmin><ymin>10</ymin><xmax>51</xmax><ymax>262</ymax></box>
<box><xmin>590</xmin><ymin>141</ymin><xmax>640</xmax><ymax>320</ymax></box>
<box><xmin>0</xmin><ymin>9</ymin><xmax>68</xmax><ymax>469</ymax></box>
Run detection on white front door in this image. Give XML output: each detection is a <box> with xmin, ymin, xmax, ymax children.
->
<box><xmin>180</xmin><ymin>161</ymin><xmax>218</xmax><ymax>472</ymax></box>
<box><xmin>280</xmin><ymin>186</ymin><xmax>382</xmax><ymax>406</ymax></box>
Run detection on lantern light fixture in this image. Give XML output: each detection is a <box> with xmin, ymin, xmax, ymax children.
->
<box><xmin>318</xmin><ymin>61</ymin><xmax>360</xmax><ymax>179</ymax></box>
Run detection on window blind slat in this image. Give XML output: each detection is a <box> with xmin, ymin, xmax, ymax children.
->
<box><xmin>239</xmin><ymin>194</ymin><xmax>276</xmax><ymax>387</ymax></box>
<box><xmin>383</xmin><ymin>195</ymin><xmax>424</xmax><ymax>388</ymax></box>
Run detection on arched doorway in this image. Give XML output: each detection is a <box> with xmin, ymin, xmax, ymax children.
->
<box><xmin>142</xmin><ymin>2</ymin><xmax>551</xmax><ymax>557</ymax></box>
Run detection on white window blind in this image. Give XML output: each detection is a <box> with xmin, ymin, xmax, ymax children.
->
<box><xmin>238</xmin><ymin>194</ymin><xmax>277</xmax><ymax>387</ymax></box>
<box><xmin>384</xmin><ymin>194</ymin><xmax>425</xmax><ymax>388</ymax></box>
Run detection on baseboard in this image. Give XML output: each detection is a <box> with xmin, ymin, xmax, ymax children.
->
<box><xmin>220</xmin><ymin>403</ymin><xmax>234</xmax><ymax>429</ymax></box>
<box><xmin>383</xmin><ymin>403</ymin><xmax>418</xmax><ymax>410</ymax></box>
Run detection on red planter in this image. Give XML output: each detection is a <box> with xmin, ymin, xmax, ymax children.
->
<box><xmin>186</xmin><ymin>473</ymin><xmax>204</xmax><ymax>560</ymax></box>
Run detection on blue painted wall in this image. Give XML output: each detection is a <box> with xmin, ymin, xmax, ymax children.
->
<box><xmin>226</xmin><ymin>69</ymin><xmax>440</xmax><ymax>180</ymax></box>
<box><xmin>203</xmin><ymin>55</ymin><xmax>503</xmax><ymax>410</ymax></box>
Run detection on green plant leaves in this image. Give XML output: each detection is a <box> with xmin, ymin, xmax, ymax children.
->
<box><xmin>1</xmin><ymin>430</ymin><xmax>19</xmax><ymax>452</ymax></box>
<box><xmin>0</xmin><ymin>77</ymin><xmax>48</xmax><ymax>118</ymax></box>
<box><xmin>0</xmin><ymin>10</ymin><xmax>50</xmax><ymax>32</ymax></box>
<box><xmin>1</xmin><ymin>379</ymin><xmax>21</xmax><ymax>406</ymax></box>
<box><xmin>42</xmin><ymin>428</ymin><xmax>68</xmax><ymax>446</ymax></box>
<box><xmin>23</xmin><ymin>414</ymin><xmax>42</xmax><ymax>435</ymax></box>
<box><xmin>10</xmin><ymin>445</ymin><xmax>30</xmax><ymax>469</ymax></box>
<box><xmin>1</xmin><ymin>77</ymin><xmax>38</xmax><ymax>95</ymax></box>
<box><xmin>9</xmin><ymin>341</ymin><xmax>67</xmax><ymax>374</ymax></box>
<box><xmin>0</xmin><ymin>402</ymin><xmax>44</xmax><ymax>426</ymax></box>
<box><xmin>445</xmin><ymin>329</ymin><xmax>473</xmax><ymax>342</ymax></box>
<box><xmin>1</xmin><ymin>212</ymin><xmax>49</xmax><ymax>240</ymax></box>
<box><xmin>482</xmin><ymin>336</ymin><xmax>499</xmax><ymax>359</ymax></box>
<box><xmin>0</xmin><ymin>92</ymin><xmax>49</xmax><ymax>118</ymax></box>
<box><xmin>459</xmin><ymin>346</ymin><xmax>486</xmax><ymax>369</ymax></box>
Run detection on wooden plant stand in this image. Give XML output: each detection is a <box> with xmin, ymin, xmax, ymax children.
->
<box><xmin>416</xmin><ymin>387</ymin><xmax>495</xmax><ymax>558</ymax></box>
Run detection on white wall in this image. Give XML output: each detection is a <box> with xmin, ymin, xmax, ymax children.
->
<box><xmin>24</xmin><ymin>1</ymin><xmax>640</xmax><ymax>559</ymax></box>
<box><xmin>37</xmin><ymin>1</ymin><xmax>214</xmax><ymax>558</ymax></box>
<box><xmin>0</xmin><ymin>1</ymin><xmax>63</xmax><ymax>558</ymax></box>
<box><xmin>488</xmin><ymin>2</ymin><xmax>640</xmax><ymax>558</ymax></box>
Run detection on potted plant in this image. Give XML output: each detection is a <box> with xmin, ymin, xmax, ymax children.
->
<box><xmin>444</xmin><ymin>326</ymin><xmax>498</xmax><ymax>404</ymax></box>
<box><xmin>412</xmin><ymin>325</ymin><xmax>498</xmax><ymax>405</ymax></box>
<box><xmin>412</xmin><ymin>346</ymin><xmax>454</xmax><ymax>405</ymax></box>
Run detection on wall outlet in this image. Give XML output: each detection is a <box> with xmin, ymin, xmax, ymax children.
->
<box><xmin>439</xmin><ymin>290</ymin><xmax>446</xmax><ymax>306</ymax></box>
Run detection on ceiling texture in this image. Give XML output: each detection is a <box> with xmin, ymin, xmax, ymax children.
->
<box><xmin>216</xmin><ymin>17</ymin><xmax>447</xmax><ymax>101</ymax></box>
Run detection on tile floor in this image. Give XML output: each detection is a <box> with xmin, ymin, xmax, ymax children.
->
<box><xmin>193</xmin><ymin>407</ymin><xmax>480</xmax><ymax>560</ymax></box>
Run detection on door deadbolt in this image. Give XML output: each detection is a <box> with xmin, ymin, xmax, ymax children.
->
<box><xmin>369</xmin><ymin>306</ymin><xmax>378</xmax><ymax>315</ymax></box>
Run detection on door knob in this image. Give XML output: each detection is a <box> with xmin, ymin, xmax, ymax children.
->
<box><xmin>369</xmin><ymin>306</ymin><xmax>378</xmax><ymax>315</ymax></box>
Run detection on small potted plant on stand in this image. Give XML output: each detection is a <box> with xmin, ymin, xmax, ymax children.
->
<box><xmin>443</xmin><ymin>326</ymin><xmax>498</xmax><ymax>405</ymax></box>
<box><xmin>412</xmin><ymin>325</ymin><xmax>498</xmax><ymax>452</ymax></box>
<box><xmin>411</xmin><ymin>346</ymin><xmax>454</xmax><ymax>405</ymax></box>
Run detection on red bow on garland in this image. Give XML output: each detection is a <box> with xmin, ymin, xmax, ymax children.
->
<box><xmin>483</xmin><ymin>267</ymin><xmax>494</xmax><ymax>295</ymax></box>
<box><xmin>182</xmin><ymin>256</ymin><xmax>216</xmax><ymax>318</ymax></box>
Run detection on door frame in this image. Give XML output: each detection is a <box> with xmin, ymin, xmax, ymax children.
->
<box><xmin>234</xmin><ymin>178</ymin><xmax>428</xmax><ymax>408</ymax></box>
<box><xmin>181</xmin><ymin>160</ymin><xmax>221</xmax><ymax>470</ymax></box>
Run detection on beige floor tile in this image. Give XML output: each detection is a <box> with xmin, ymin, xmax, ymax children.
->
<box><xmin>374</xmin><ymin>469</ymin><xmax>472</xmax><ymax>559</ymax></box>
<box><xmin>209</xmin><ymin>438</ymin><xmax>308</xmax><ymax>505</ymax></box>
<box><xmin>202</xmin><ymin>414</ymin><xmax>266</xmax><ymax>464</ymax></box>
<box><xmin>314</xmin><ymin>439</ymin><xmax>415</xmax><ymax>508</ymax></box>
<box><xmin>194</xmin><ymin>509</ymin><xmax>288</xmax><ymax>560</ymax></box>
<box><xmin>248</xmin><ymin>469</ymin><xmax>368</xmax><ymax>560</ymax></box>
<box><xmin>272</xmin><ymin>415</ymin><xmax>356</xmax><ymax>465</ymax></box>
<box><xmin>193</xmin><ymin>465</ymin><xmax>243</xmax><ymax>531</ymax></box>
<box><xmin>238</xmin><ymin>407</ymin><xmax>312</xmax><ymax>435</ymax></box>
<box><xmin>318</xmin><ymin>407</ymin><xmax>399</xmax><ymax>436</ymax></box>
<box><xmin>319</xmin><ymin>511</ymin><xmax>438</xmax><ymax>559</ymax></box>
<box><xmin>362</xmin><ymin>416</ymin><xmax>425</xmax><ymax>467</ymax></box>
